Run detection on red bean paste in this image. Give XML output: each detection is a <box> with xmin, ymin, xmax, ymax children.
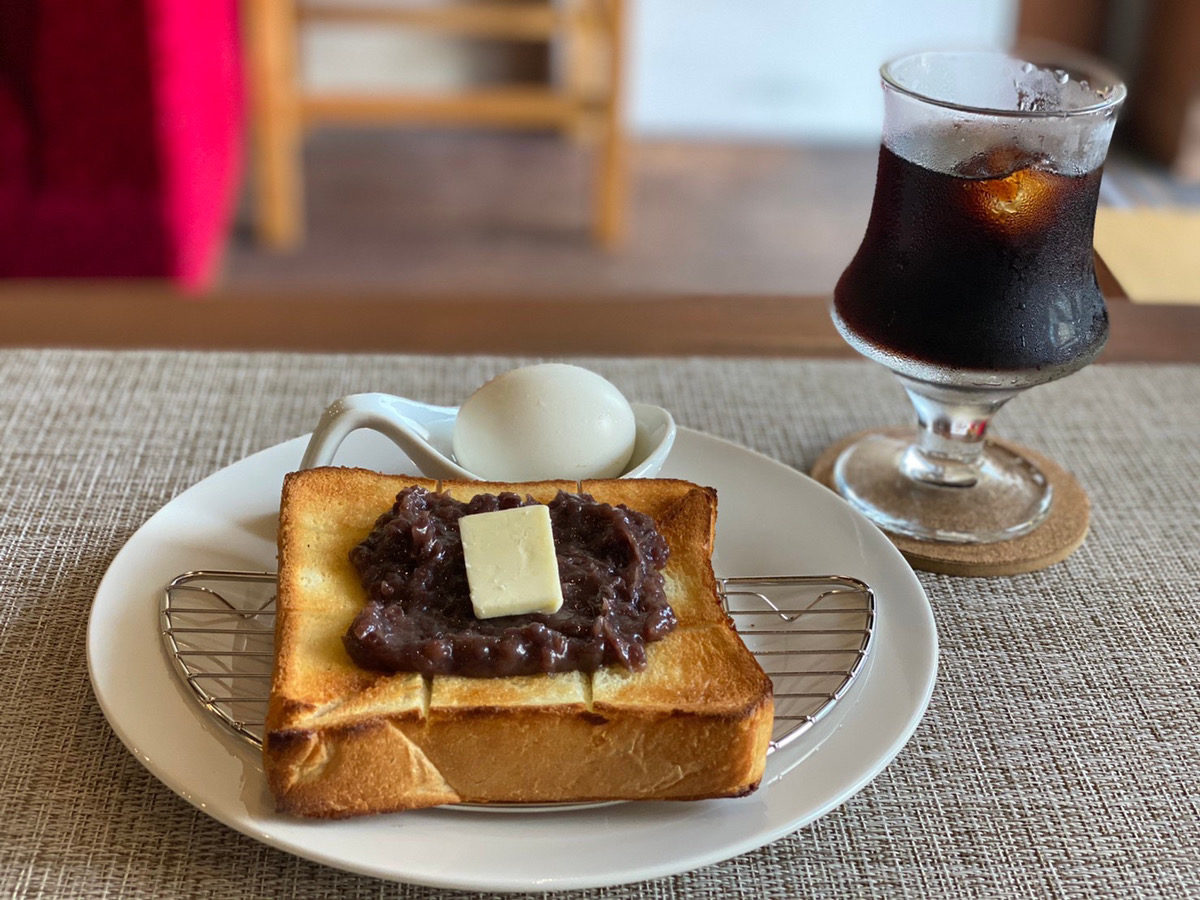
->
<box><xmin>345</xmin><ymin>487</ymin><xmax>675</xmax><ymax>677</ymax></box>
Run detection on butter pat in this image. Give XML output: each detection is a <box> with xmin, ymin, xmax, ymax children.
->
<box><xmin>460</xmin><ymin>505</ymin><xmax>564</xmax><ymax>619</ymax></box>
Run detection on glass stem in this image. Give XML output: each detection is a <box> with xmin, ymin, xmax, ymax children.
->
<box><xmin>897</xmin><ymin>376</ymin><xmax>1018</xmax><ymax>487</ymax></box>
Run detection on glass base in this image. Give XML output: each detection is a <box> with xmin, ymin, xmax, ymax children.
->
<box><xmin>832</xmin><ymin>429</ymin><xmax>1053</xmax><ymax>544</ymax></box>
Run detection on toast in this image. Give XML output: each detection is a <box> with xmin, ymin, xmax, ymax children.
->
<box><xmin>265</xmin><ymin>467</ymin><xmax>774</xmax><ymax>817</ymax></box>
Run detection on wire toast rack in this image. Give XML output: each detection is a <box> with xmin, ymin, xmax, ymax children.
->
<box><xmin>161</xmin><ymin>570</ymin><xmax>874</xmax><ymax>760</ymax></box>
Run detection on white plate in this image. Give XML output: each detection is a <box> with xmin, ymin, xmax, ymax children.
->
<box><xmin>88</xmin><ymin>428</ymin><xmax>937</xmax><ymax>893</ymax></box>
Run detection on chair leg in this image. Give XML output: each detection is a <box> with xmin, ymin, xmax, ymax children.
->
<box><xmin>562</xmin><ymin>0</ymin><xmax>598</xmax><ymax>142</ymax></box>
<box><xmin>244</xmin><ymin>0</ymin><xmax>303</xmax><ymax>250</ymax></box>
<box><xmin>592</xmin><ymin>0</ymin><xmax>627</xmax><ymax>247</ymax></box>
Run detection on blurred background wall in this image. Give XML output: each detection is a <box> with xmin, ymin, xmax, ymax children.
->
<box><xmin>3</xmin><ymin>0</ymin><xmax>1197</xmax><ymax>301</ymax></box>
<box><xmin>306</xmin><ymin>0</ymin><xmax>1018</xmax><ymax>142</ymax></box>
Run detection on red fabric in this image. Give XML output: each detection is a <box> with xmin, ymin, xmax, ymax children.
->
<box><xmin>0</xmin><ymin>0</ymin><xmax>243</xmax><ymax>289</ymax></box>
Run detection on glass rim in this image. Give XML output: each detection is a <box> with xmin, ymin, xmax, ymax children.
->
<box><xmin>880</xmin><ymin>48</ymin><xmax>1127</xmax><ymax>119</ymax></box>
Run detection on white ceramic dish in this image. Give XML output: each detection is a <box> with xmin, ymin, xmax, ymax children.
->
<box><xmin>298</xmin><ymin>392</ymin><xmax>676</xmax><ymax>480</ymax></box>
<box><xmin>88</xmin><ymin>428</ymin><xmax>937</xmax><ymax>893</ymax></box>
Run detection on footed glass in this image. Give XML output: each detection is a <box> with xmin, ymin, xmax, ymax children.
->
<box><xmin>832</xmin><ymin>49</ymin><xmax>1125</xmax><ymax>543</ymax></box>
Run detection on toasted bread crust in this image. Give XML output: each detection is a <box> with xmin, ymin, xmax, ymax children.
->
<box><xmin>265</xmin><ymin>468</ymin><xmax>774</xmax><ymax>817</ymax></box>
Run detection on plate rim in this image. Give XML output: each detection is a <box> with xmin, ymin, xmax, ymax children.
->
<box><xmin>87</xmin><ymin>427</ymin><xmax>937</xmax><ymax>892</ymax></box>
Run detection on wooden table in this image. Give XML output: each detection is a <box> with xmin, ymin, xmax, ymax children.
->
<box><xmin>1</xmin><ymin>258</ymin><xmax>1196</xmax><ymax>362</ymax></box>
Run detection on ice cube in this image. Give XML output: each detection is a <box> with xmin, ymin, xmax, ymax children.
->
<box><xmin>959</xmin><ymin>163</ymin><xmax>1060</xmax><ymax>231</ymax></box>
<box><xmin>1012</xmin><ymin>60</ymin><xmax>1107</xmax><ymax>113</ymax></box>
<box><xmin>955</xmin><ymin>146</ymin><xmax>1047</xmax><ymax>179</ymax></box>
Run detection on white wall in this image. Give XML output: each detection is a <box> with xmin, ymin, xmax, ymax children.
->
<box><xmin>305</xmin><ymin>0</ymin><xmax>1019</xmax><ymax>143</ymax></box>
<box><xmin>627</xmin><ymin>0</ymin><xmax>1018</xmax><ymax>141</ymax></box>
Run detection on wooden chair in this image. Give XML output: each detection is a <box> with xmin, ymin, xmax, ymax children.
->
<box><xmin>242</xmin><ymin>0</ymin><xmax>627</xmax><ymax>250</ymax></box>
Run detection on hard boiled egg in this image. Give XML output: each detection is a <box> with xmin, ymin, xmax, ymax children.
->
<box><xmin>452</xmin><ymin>364</ymin><xmax>637</xmax><ymax>480</ymax></box>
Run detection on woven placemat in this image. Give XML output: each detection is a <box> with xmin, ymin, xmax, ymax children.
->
<box><xmin>810</xmin><ymin>428</ymin><xmax>1091</xmax><ymax>576</ymax></box>
<box><xmin>1</xmin><ymin>351</ymin><xmax>1197</xmax><ymax>899</ymax></box>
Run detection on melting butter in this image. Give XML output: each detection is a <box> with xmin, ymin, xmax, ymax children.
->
<box><xmin>460</xmin><ymin>505</ymin><xmax>564</xmax><ymax>619</ymax></box>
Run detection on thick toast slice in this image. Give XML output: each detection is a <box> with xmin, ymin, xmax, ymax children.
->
<box><xmin>265</xmin><ymin>468</ymin><xmax>774</xmax><ymax>817</ymax></box>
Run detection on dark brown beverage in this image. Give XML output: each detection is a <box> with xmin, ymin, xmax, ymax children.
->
<box><xmin>834</xmin><ymin>144</ymin><xmax>1108</xmax><ymax>378</ymax></box>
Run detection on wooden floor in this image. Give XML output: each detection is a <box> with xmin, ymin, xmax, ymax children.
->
<box><xmin>224</xmin><ymin>133</ymin><xmax>880</xmax><ymax>296</ymax></box>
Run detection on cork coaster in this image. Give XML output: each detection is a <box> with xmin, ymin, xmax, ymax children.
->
<box><xmin>811</xmin><ymin>428</ymin><xmax>1090</xmax><ymax>576</ymax></box>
